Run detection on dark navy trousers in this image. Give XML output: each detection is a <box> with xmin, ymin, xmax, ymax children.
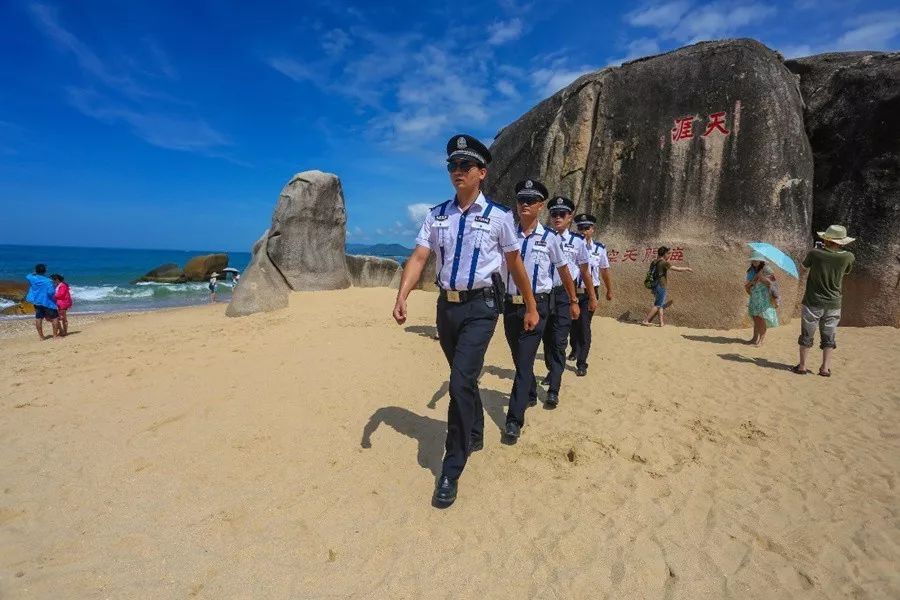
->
<box><xmin>542</xmin><ymin>287</ymin><xmax>572</xmax><ymax>394</ymax></box>
<box><xmin>436</xmin><ymin>294</ymin><xmax>499</xmax><ymax>481</ymax></box>
<box><xmin>503</xmin><ymin>295</ymin><xmax>549</xmax><ymax>427</ymax></box>
<box><xmin>569</xmin><ymin>290</ymin><xmax>596</xmax><ymax>370</ymax></box>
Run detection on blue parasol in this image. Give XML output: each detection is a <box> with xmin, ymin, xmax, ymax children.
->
<box><xmin>747</xmin><ymin>242</ymin><xmax>799</xmax><ymax>278</ymax></box>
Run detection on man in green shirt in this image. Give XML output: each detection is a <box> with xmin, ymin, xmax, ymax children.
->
<box><xmin>794</xmin><ymin>225</ymin><xmax>856</xmax><ymax>377</ymax></box>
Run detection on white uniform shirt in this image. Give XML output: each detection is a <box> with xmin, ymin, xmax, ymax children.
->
<box><xmin>502</xmin><ymin>223</ymin><xmax>568</xmax><ymax>295</ymax></box>
<box><xmin>551</xmin><ymin>230</ymin><xmax>589</xmax><ymax>288</ymax></box>
<box><xmin>415</xmin><ymin>192</ymin><xmax>519</xmax><ymax>291</ymax></box>
<box><xmin>577</xmin><ymin>239</ymin><xmax>610</xmax><ymax>288</ymax></box>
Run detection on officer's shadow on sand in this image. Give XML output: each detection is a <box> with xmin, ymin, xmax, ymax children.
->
<box><xmin>404</xmin><ymin>325</ymin><xmax>438</xmax><ymax>340</ymax></box>
<box><xmin>361</xmin><ymin>392</ymin><xmax>508</xmax><ymax>477</ymax></box>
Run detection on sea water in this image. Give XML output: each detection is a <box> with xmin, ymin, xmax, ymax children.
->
<box><xmin>0</xmin><ymin>245</ymin><xmax>251</xmax><ymax>317</ymax></box>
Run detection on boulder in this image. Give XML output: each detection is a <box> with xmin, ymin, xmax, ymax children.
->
<box><xmin>346</xmin><ymin>255</ymin><xmax>402</xmax><ymax>288</ymax></box>
<box><xmin>266</xmin><ymin>171</ymin><xmax>351</xmax><ymax>291</ymax></box>
<box><xmin>183</xmin><ymin>254</ymin><xmax>229</xmax><ymax>281</ymax></box>
<box><xmin>404</xmin><ymin>253</ymin><xmax>438</xmax><ymax>292</ymax></box>
<box><xmin>225</xmin><ymin>230</ymin><xmax>291</xmax><ymax>317</ymax></box>
<box><xmin>131</xmin><ymin>263</ymin><xmax>186</xmax><ymax>284</ymax></box>
<box><xmin>786</xmin><ymin>52</ymin><xmax>900</xmax><ymax>327</ymax></box>
<box><xmin>485</xmin><ymin>39</ymin><xmax>813</xmax><ymax>329</ymax></box>
<box><xmin>1</xmin><ymin>301</ymin><xmax>34</xmax><ymax>316</ymax></box>
<box><xmin>0</xmin><ymin>280</ymin><xmax>29</xmax><ymax>302</ymax></box>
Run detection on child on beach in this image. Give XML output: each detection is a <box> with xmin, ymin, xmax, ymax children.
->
<box><xmin>641</xmin><ymin>246</ymin><xmax>693</xmax><ymax>327</ymax></box>
<box><xmin>208</xmin><ymin>273</ymin><xmax>219</xmax><ymax>303</ymax></box>
<box><xmin>51</xmin><ymin>274</ymin><xmax>72</xmax><ymax>336</ymax></box>
<box><xmin>744</xmin><ymin>254</ymin><xmax>779</xmax><ymax>346</ymax></box>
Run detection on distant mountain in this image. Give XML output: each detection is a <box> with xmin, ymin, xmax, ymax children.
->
<box><xmin>345</xmin><ymin>243</ymin><xmax>413</xmax><ymax>259</ymax></box>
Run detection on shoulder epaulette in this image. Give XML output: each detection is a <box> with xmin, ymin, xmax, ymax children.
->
<box><xmin>430</xmin><ymin>199</ymin><xmax>452</xmax><ymax>212</ymax></box>
<box><xmin>485</xmin><ymin>200</ymin><xmax>510</xmax><ymax>213</ymax></box>
<box><xmin>572</xmin><ymin>232</ymin><xmax>585</xmax><ymax>240</ymax></box>
<box><xmin>596</xmin><ymin>241</ymin><xmax>606</xmax><ymax>249</ymax></box>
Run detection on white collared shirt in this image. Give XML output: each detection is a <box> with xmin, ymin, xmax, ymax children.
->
<box><xmin>415</xmin><ymin>192</ymin><xmax>519</xmax><ymax>290</ymax></box>
<box><xmin>551</xmin><ymin>230</ymin><xmax>589</xmax><ymax>287</ymax></box>
<box><xmin>577</xmin><ymin>238</ymin><xmax>610</xmax><ymax>287</ymax></box>
<box><xmin>502</xmin><ymin>222</ymin><xmax>568</xmax><ymax>295</ymax></box>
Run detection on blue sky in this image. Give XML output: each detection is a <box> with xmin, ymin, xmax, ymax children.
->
<box><xmin>1</xmin><ymin>0</ymin><xmax>898</xmax><ymax>251</ymax></box>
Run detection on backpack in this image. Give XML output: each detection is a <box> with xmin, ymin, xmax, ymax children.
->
<box><xmin>644</xmin><ymin>260</ymin><xmax>659</xmax><ymax>289</ymax></box>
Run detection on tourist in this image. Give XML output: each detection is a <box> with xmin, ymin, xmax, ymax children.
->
<box><xmin>208</xmin><ymin>273</ymin><xmax>219</xmax><ymax>303</ymax></box>
<box><xmin>641</xmin><ymin>246</ymin><xmax>693</xmax><ymax>327</ymax></box>
<box><xmin>50</xmin><ymin>274</ymin><xmax>72</xmax><ymax>336</ymax></box>
<box><xmin>25</xmin><ymin>263</ymin><xmax>60</xmax><ymax>340</ymax></box>
<box><xmin>744</xmin><ymin>253</ymin><xmax>779</xmax><ymax>346</ymax></box>
<box><xmin>793</xmin><ymin>225</ymin><xmax>856</xmax><ymax>377</ymax></box>
<box><xmin>392</xmin><ymin>134</ymin><xmax>538</xmax><ymax>507</ymax></box>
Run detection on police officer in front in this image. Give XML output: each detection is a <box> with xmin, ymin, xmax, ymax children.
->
<box><xmin>541</xmin><ymin>197</ymin><xmax>597</xmax><ymax>407</ymax></box>
<box><xmin>392</xmin><ymin>134</ymin><xmax>539</xmax><ymax>507</ymax></box>
<box><xmin>568</xmin><ymin>213</ymin><xmax>613</xmax><ymax>376</ymax></box>
<box><xmin>501</xmin><ymin>179</ymin><xmax>579</xmax><ymax>443</ymax></box>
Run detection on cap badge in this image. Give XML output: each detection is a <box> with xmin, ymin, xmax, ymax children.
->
<box><xmin>457</xmin><ymin>137</ymin><xmax>467</xmax><ymax>149</ymax></box>
<box><xmin>525</xmin><ymin>180</ymin><xmax>533</xmax><ymax>189</ymax></box>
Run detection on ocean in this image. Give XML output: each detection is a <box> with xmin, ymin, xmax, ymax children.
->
<box><xmin>0</xmin><ymin>244</ymin><xmax>251</xmax><ymax>317</ymax></box>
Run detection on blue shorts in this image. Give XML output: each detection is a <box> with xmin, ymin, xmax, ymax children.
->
<box><xmin>35</xmin><ymin>305</ymin><xmax>59</xmax><ymax>320</ymax></box>
<box><xmin>652</xmin><ymin>285</ymin><xmax>667</xmax><ymax>308</ymax></box>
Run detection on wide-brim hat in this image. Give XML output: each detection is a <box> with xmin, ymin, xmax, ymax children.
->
<box><xmin>817</xmin><ymin>224</ymin><xmax>855</xmax><ymax>245</ymax></box>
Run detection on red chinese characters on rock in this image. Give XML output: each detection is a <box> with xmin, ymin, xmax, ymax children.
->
<box><xmin>703</xmin><ymin>111</ymin><xmax>729</xmax><ymax>137</ymax></box>
<box><xmin>668</xmin><ymin>247</ymin><xmax>685</xmax><ymax>262</ymax></box>
<box><xmin>642</xmin><ymin>247</ymin><xmax>657</xmax><ymax>261</ymax></box>
<box><xmin>607</xmin><ymin>250</ymin><xmax>620</xmax><ymax>263</ymax></box>
<box><xmin>670</xmin><ymin>112</ymin><xmax>731</xmax><ymax>142</ymax></box>
<box><xmin>605</xmin><ymin>248</ymin><xmax>685</xmax><ymax>262</ymax></box>
<box><xmin>622</xmin><ymin>249</ymin><xmax>639</xmax><ymax>262</ymax></box>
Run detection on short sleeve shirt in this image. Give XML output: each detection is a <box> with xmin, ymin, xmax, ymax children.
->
<box><xmin>502</xmin><ymin>223</ymin><xmax>568</xmax><ymax>295</ymax></box>
<box><xmin>578</xmin><ymin>239</ymin><xmax>609</xmax><ymax>288</ymax></box>
<box><xmin>551</xmin><ymin>231</ymin><xmax>589</xmax><ymax>288</ymax></box>
<box><xmin>415</xmin><ymin>192</ymin><xmax>518</xmax><ymax>291</ymax></box>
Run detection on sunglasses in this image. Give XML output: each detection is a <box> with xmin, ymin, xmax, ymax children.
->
<box><xmin>550</xmin><ymin>211</ymin><xmax>570</xmax><ymax>218</ymax></box>
<box><xmin>516</xmin><ymin>197</ymin><xmax>543</xmax><ymax>205</ymax></box>
<box><xmin>576</xmin><ymin>224</ymin><xmax>594</xmax><ymax>230</ymax></box>
<box><xmin>446</xmin><ymin>160</ymin><xmax>480</xmax><ymax>173</ymax></box>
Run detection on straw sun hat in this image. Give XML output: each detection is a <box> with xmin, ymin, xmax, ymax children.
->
<box><xmin>817</xmin><ymin>224</ymin><xmax>855</xmax><ymax>245</ymax></box>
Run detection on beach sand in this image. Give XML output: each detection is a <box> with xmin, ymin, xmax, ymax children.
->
<box><xmin>1</xmin><ymin>288</ymin><xmax>898</xmax><ymax>599</ymax></box>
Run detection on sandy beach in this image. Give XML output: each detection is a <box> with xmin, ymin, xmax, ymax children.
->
<box><xmin>1</xmin><ymin>288</ymin><xmax>898</xmax><ymax>599</ymax></box>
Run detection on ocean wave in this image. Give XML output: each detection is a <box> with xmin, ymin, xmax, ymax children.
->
<box><xmin>0</xmin><ymin>298</ymin><xmax>15</xmax><ymax>310</ymax></box>
<box><xmin>70</xmin><ymin>282</ymin><xmax>233</xmax><ymax>304</ymax></box>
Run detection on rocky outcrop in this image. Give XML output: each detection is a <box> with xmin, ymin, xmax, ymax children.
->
<box><xmin>131</xmin><ymin>263</ymin><xmax>186</xmax><ymax>284</ymax></box>
<box><xmin>403</xmin><ymin>254</ymin><xmax>437</xmax><ymax>292</ymax></box>
<box><xmin>0</xmin><ymin>280</ymin><xmax>29</xmax><ymax>302</ymax></box>
<box><xmin>183</xmin><ymin>254</ymin><xmax>228</xmax><ymax>282</ymax></box>
<box><xmin>225</xmin><ymin>230</ymin><xmax>291</xmax><ymax>317</ymax></box>
<box><xmin>346</xmin><ymin>255</ymin><xmax>402</xmax><ymax>288</ymax></box>
<box><xmin>786</xmin><ymin>52</ymin><xmax>900</xmax><ymax>327</ymax></box>
<box><xmin>267</xmin><ymin>171</ymin><xmax>350</xmax><ymax>291</ymax></box>
<box><xmin>1</xmin><ymin>301</ymin><xmax>34</xmax><ymax>316</ymax></box>
<box><xmin>227</xmin><ymin>171</ymin><xmax>351</xmax><ymax>317</ymax></box>
<box><xmin>485</xmin><ymin>39</ymin><xmax>813</xmax><ymax>329</ymax></box>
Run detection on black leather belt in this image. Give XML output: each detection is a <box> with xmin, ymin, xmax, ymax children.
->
<box><xmin>505</xmin><ymin>292</ymin><xmax>550</xmax><ymax>304</ymax></box>
<box><xmin>439</xmin><ymin>288</ymin><xmax>493</xmax><ymax>303</ymax></box>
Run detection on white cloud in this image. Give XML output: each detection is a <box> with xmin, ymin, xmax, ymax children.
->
<box><xmin>779</xmin><ymin>44</ymin><xmax>814</xmax><ymax>58</ymax></box>
<box><xmin>268</xmin><ymin>57</ymin><xmax>316</xmax><ymax>83</ymax></box>
<box><xmin>625</xmin><ymin>1</ymin><xmax>692</xmax><ymax>28</ymax></box>
<box><xmin>496</xmin><ymin>79</ymin><xmax>519</xmax><ymax>99</ymax></box>
<box><xmin>836</xmin><ymin>11</ymin><xmax>900</xmax><ymax>50</ymax></box>
<box><xmin>407</xmin><ymin>203</ymin><xmax>431</xmax><ymax>224</ymax></box>
<box><xmin>532</xmin><ymin>64</ymin><xmax>596</xmax><ymax>95</ymax></box>
<box><xmin>322</xmin><ymin>28</ymin><xmax>351</xmax><ymax>56</ymax></box>
<box><xmin>621</xmin><ymin>1</ymin><xmax>779</xmax><ymax>45</ymax></box>
<box><xmin>607</xmin><ymin>37</ymin><xmax>662</xmax><ymax>65</ymax></box>
<box><xmin>488</xmin><ymin>18</ymin><xmax>524</xmax><ymax>45</ymax></box>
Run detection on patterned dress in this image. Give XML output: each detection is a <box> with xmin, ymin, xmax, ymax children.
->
<box><xmin>747</xmin><ymin>267</ymin><xmax>779</xmax><ymax>327</ymax></box>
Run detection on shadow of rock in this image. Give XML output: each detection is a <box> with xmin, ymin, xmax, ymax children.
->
<box><xmin>718</xmin><ymin>353</ymin><xmax>794</xmax><ymax>372</ymax></box>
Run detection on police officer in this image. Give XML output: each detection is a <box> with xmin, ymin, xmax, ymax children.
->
<box><xmin>393</xmin><ymin>134</ymin><xmax>538</xmax><ymax>508</ymax></box>
<box><xmin>567</xmin><ymin>213</ymin><xmax>613</xmax><ymax>376</ymax></box>
<box><xmin>501</xmin><ymin>179</ymin><xmax>579</xmax><ymax>443</ymax></box>
<box><xmin>541</xmin><ymin>197</ymin><xmax>597</xmax><ymax>407</ymax></box>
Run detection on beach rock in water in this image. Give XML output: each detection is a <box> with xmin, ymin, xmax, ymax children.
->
<box><xmin>0</xmin><ymin>280</ymin><xmax>29</xmax><ymax>302</ymax></box>
<box><xmin>404</xmin><ymin>254</ymin><xmax>438</xmax><ymax>292</ymax></box>
<box><xmin>484</xmin><ymin>39</ymin><xmax>813</xmax><ymax>329</ymax></box>
<box><xmin>266</xmin><ymin>171</ymin><xmax>351</xmax><ymax>291</ymax></box>
<box><xmin>346</xmin><ymin>255</ymin><xmax>402</xmax><ymax>288</ymax></box>
<box><xmin>1</xmin><ymin>301</ymin><xmax>34</xmax><ymax>316</ymax></box>
<box><xmin>132</xmin><ymin>263</ymin><xmax>186</xmax><ymax>284</ymax></box>
<box><xmin>786</xmin><ymin>52</ymin><xmax>900</xmax><ymax>327</ymax></box>
<box><xmin>226</xmin><ymin>230</ymin><xmax>291</xmax><ymax>317</ymax></box>
<box><xmin>183</xmin><ymin>254</ymin><xmax>229</xmax><ymax>281</ymax></box>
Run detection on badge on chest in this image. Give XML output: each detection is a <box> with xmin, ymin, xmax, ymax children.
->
<box><xmin>532</xmin><ymin>241</ymin><xmax>549</xmax><ymax>254</ymax></box>
<box><xmin>471</xmin><ymin>215</ymin><xmax>492</xmax><ymax>232</ymax></box>
<box><xmin>433</xmin><ymin>214</ymin><xmax>450</xmax><ymax>229</ymax></box>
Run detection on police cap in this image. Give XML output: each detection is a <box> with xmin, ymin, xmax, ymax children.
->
<box><xmin>515</xmin><ymin>179</ymin><xmax>548</xmax><ymax>201</ymax></box>
<box><xmin>547</xmin><ymin>196</ymin><xmax>575</xmax><ymax>213</ymax></box>
<box><xmin>446</xmin><ymin>134</ymin><xmax>491</xmax><ymax>166</ymax></box>
<box><xmin>574</xmin><ymin>213</ymin><xmax>597</xmax><ymax>227</ymax></box>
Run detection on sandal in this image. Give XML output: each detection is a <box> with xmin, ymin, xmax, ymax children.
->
<box><xmin>818</xmin><ymin>369</ymin><xmax>831</xmax><ymax>378</ymax></box>
<box><xmin>791</xmin><ymin>365</ymin><xmax>810</xmax><ymax>375</ymax></box>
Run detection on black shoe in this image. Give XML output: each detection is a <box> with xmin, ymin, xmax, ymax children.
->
<box><xmin>567</xmin><ymin>353</ymin><xmax>576</xmax><ymax>361</ymax></box>
<box><xmin>433</xmin><ymin>476</ymin><xmax>457</xmax><ymax>507</ymax></box>
<box><xmin>470</xmin><ymin>437</ymin><xmax>484</xmax><ymax>453</ymax></box>
<box><xmin>503</xmin><ymin>421</ymin><xmax>521</xmax><ymax>443</ymax></box>
<box><xmin>541</xmin><ymin>375</ymin><xmax>550</xmax><ymax>386</ymax></box>
<box><xmin>546</xmin><ymin>392</ymin><xmax>559</xmax><ymax>408</ymax></box>
<box><xmin>528</xmin><ymin>396</ymin><xmax>537</xmax><ymax>407</ymax></box>
<box><xmin>576</xmin><ymin>367</ymin><xmax>587</xmax><ymax>377</ymax></box>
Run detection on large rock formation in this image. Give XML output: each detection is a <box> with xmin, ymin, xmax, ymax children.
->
<box><xmin>267</xmin><ymin>171</ymin><xmax>351</xmax><ymax>291</ymax></box>
<box><xmin>786</xmin><ymin>52</ymin><xmax>900</xmax><ymax>327</ymax></box>
<box><xmin>132</xmin><ymin>263</ymin><xmax>186</xmax><ymax>284</ymax></box>
<box><xmin>0</xmin><ymin>280</ymin><xmax>29</xmax><ymax>302</ymax></box>
<box><xmin>346</xmin><ymin>255</ymin><xmax>402</xmax><ymax>288</ymax></box>
<box><xmin>225</xmin><ymin>230</ymin><xmax>291</xmax><ymax>317</ymax></box>
<box><xmin>183</xmin><ymin>254</ymin><xmax>229</xmax><ymax>281</ymax></box>
<box><xmin>485</xmin><ymin>39</ymin><xmax>813</xmax><ymax>329</ymax></box>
